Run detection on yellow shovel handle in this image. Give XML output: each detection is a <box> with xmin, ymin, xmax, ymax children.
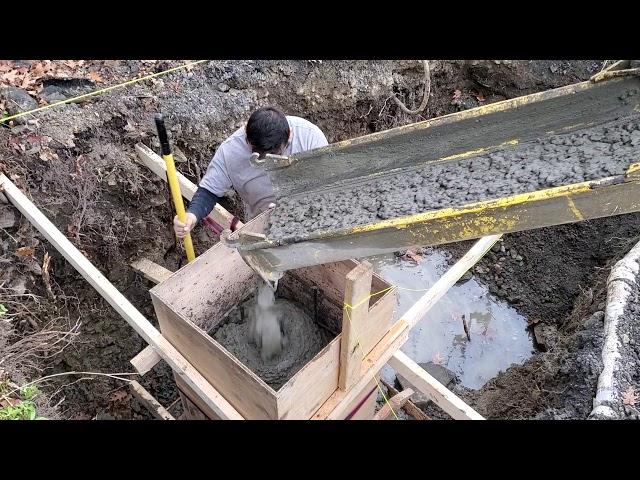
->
<box><xmin>155</xmin><ymin>114</ymin><xmax>195</xmax><ymax>263</ymax></box>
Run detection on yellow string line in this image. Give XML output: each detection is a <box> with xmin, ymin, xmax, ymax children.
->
<box><xmin>343</xmin><ymin>305</ymin><xmax>399</xmax><ymax>420</ymax></box>
<box><xmin>0</xmin><ymin>60</ymin><xmax>208</xmax><ymax>124</ymax></box>
<box><xmin>344</xmin><ymin>283</ymin><xmax>436</xmax><ymax>311</ymax></box>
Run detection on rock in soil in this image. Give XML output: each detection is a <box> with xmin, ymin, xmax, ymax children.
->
<box><xmin>2</xmin><ymin>87</ymin><xmax>37</xmax><ymax>113</ymax></box>
<box><xmin>396</xmin><ymin>361</ymin><xmax>458</xmax><ymax>407</ymax></box>
<box><xmin>0</xmin><ymin>206</ymin><xmax>16</xmax><ymax>229</ymax></box>
<box><xmin>533</xmin><ymin>323</ymin><xmax>558</xmax><ymax>351</ymax></box>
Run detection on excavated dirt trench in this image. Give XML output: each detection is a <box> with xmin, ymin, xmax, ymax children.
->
<box><xmin>3</xmin><ymin>59</ymin><xmax>636</xmax><ymax>420</ymax></box>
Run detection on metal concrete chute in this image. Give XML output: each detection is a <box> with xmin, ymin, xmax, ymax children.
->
<box><xmin>221</xmin><ymin>65</ymin><xmax>640</xmax><ymax>280</ymax></box>
<box><xmin>258</xmin><ymin>63</ymin><xmax>640</xmax><ymax>199</ymax></box>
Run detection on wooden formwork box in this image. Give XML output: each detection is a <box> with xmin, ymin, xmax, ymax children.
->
<box><xmin>149</xmin><ymin>240</ymin><xmax>396</xmax><ymax>420</ymax></box>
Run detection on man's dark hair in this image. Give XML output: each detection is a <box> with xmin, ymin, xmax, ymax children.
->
<box><xmin>246</xmin><ymin>106</ymin><xmax>290</xmax><ymax>155</ymax></box>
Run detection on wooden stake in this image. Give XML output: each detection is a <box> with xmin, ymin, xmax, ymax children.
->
<box><xmin>380</xmin><ymin>379</ymin><xmax>429</xmax><ymax>420</ymax></box>
<box><xmin>129</xmin><ymin>380</ymin><xmax>175</xmax><ymax>420</ymax></box>
<box><xmin>373</xmin><ymin>388</ymin><xmax>415</xmax><ymax>420</ymax></box>
<box><xmin>339</xmin><ymin>261</ymin><xmax>373</xmax><ymax>391</ymax></box>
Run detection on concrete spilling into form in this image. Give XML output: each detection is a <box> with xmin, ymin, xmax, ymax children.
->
<box><xmin>213</xmin><ymin>291</ymin><xmax>331</xmax><ymax>391</ymax></box>
<box><xmin>268</xmin><ymin>114</ymin><xmax>640</xmax><ymax>241</ymax></box>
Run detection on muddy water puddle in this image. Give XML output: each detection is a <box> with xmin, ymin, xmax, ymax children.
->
<box><xmin>368</xmin><ymin>250</ymin><xmax>534</xmax><ymax>389</ymax></box>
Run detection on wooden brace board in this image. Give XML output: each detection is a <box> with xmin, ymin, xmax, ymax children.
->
<box><xmin>135</xmin><ymin>144</ymin><xmax>240</xmax><ymax>230</ymax></box>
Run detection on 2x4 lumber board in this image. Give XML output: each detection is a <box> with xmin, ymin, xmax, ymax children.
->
<box><xmin>339</xmin><ymin>261</ymin><xmax>373</xmax><ymax>391</ymax></box>
<box><xmin>380</xmin><ymin>379</ymin><xmax>429</xmax><ymax>420</ymax></box>
<box><xmin>276</xmin><ymin>336</ymin><xmax>341</xmax><ymax>419</ymax></box>
<box><xmin>389</xmin><ymin>351</ymin><xmax>484</xmax><ymax>420</ymax></box>
<box><xmin>129</xmin><ymin>258</ymin><xmax>172</xmax><ymax>375</ymax></box>
<box><xmin>373</xmin><ymin>388</ymin><xmax>414</xmax><ymax>421</ymax></box>
<box><xmin>0</xmin><ymin>174</ymin><xmax>243</xmax><ymax>420</ymax></box>
<box><xmin>131</xmin><ymin>345</ymin><xmax>163</xmax><ymax>376</ymax></box>
<box><xmin>129</xmin><ymin>380</ymin><xmax>175</xmax><ymax>420</ymax></box>
<box><xmin>313</xmin><ymin>234</ymin><xmax>500</xmax><ymax>419</ymax></box>
<box><xmin>313</xmin><ymin>319</ymin><xmax>410</xmax><ymax>419</ymax></box>
<box><xmin>134</xmin><ymin>143</ymin><xmax>240</xmax><ymax>229</ymax></box>
<box><xmin>175</xmin><ymin>376</ymin><xmax>216</xmax><ymax>420</ymax></box>
<box><xmin>152</xmin><ymin>240</ymin><xmax>258</xmax><ymax>333</ymax></box>
<box><xmin>130</xmin><ymin>258</ymin><xmax>173</xmax><ymax>284</ymax></box>
<box><xmin>360</xmin><ymin>290</ymin><xmax>395</xmax><ymax>357</ymax></box>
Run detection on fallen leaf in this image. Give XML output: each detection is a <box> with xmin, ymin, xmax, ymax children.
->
<box><xmin>167</xmin><ymin>81</ymin><xmax>181</xmax><ymax>93</ymax></box>
<box><xmin>622</xmin><ymin>386</ymin><xmax>638</xmax><ymax>406</ymax></box>
<box><xmin>20</xmin><ymin>73</ymin><xmax>35</xmax><ymax>89</ymax></box>
<box><xmin>88</xmin><ymin>71</ymin><xmax>103</xmax><ymax>83</ymax></box>
<box><xmin>42</xmin><ymin>252</ymin><xmax>51</xmax><ymax>275</ymax></box>
<box><xmin>0</xmin><ymin>61</ymin><xmax>14</xmax><ymax>72</ymax></box>
<box><xmin>109</xmin><ymin>390</ymin><xmax>129</xmax><ymax>403</ymax></box>
<box><xmin>452</xmin><ymin>89</ymin><xmax>462</xmax><ymax>100</ymax></box>
<box><xmin>42</xmin><ymin>251</ymin><xmax>55</xmax><ymax>300</ymax></box>
<box><xmin>527</xmin><ymin>317</ymin><xmax>542</xmax><ymax>327</ymax></box>
<box><xmin>16</xmin><ymin>246</ymin><xmax>35</xmax><ymax>258</ymax></box>
<box><xmin>25</xmin><ymin>133</ymin><xmax>43</xmax><ymax>145</ymax></box>
<box><xmin>75</xmin><ymin>154</ymin><xmax>89</xmax><ymax>174</ymax></box>
<box><xmin>64</xmin><ymin>60</ymin><xmax>85</xmax><ymax>69</ymax></box>
<box><xmin>1</xmin><ymin>70</ymin><xmax>20</xmax><ymax>85</ymax></box>
<box><xmin>473</xmin><ymin>91</ymin><xmax>486</xmax><ymax>103</ymax></box>
<box><xmin>31</xmin><ymin>62</ymin><xmax>46</xmax><ymax>77</ymax></box>
<box><xmin>39</xmin><ymin>148</ymin><xmax>59</xmax><ymax>162</ymax></box>
<box><xmin>7</xmin><ymin>137</ymin><xmax>25</xmax><ymax>153</ymax></box>
<box><xmin>41</xmin><ymin>60</ymin><xmax>54</xmax><ymax>73</ymax></box>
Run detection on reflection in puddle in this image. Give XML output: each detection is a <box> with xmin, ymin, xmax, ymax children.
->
<box><xmin>368</xmin><ymin>249</ymin><xmax>534</xmax><ymax>390</ymax></box>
